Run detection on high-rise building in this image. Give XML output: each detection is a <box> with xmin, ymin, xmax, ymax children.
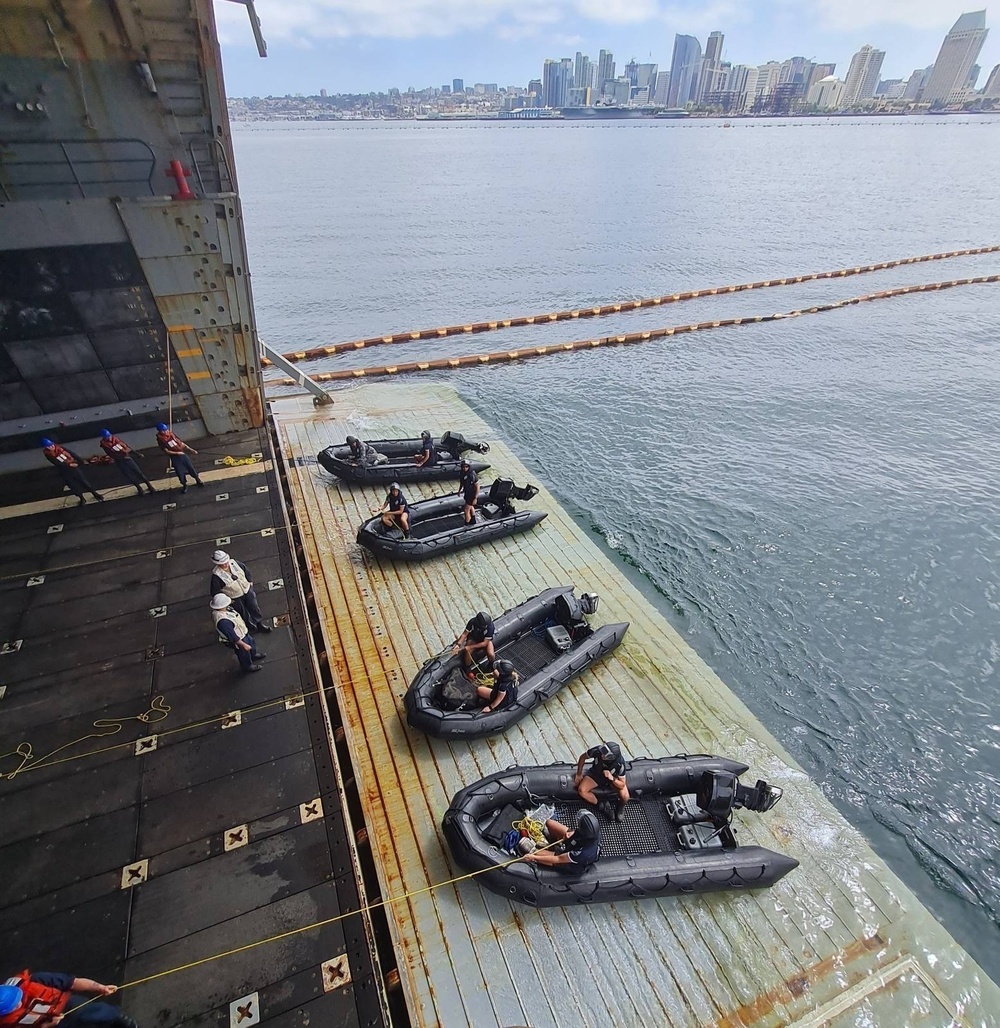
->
<box><xmin>624</xmin><ymin>59</ymin><xmax>639</xmax><ymax>87</ymax></box>
<box><xmin>666</xmin><ymin>34</ymin><xmax>702</xmax><ymax>107</ymax></box>
<box><xmin>923</xmin><ymin>11</ymin><xmax>989</xmax><ymax>105</ymax></box>
<box><xmin>542</xmin><ymin>58</ymin><xmax>573</xmax><ymax>107</ymax></box>
<box><xmin>841</xmin><ymin>45</ymin><xmax>885</xmax><ymax>105</ymax></box>
<box><xmin>807</xmin><ymin>75</ymin><xmax>844</xmax><ymax>109</ymax></box>
<box><xmin>779</xmin><ymin>57</ymin><xmax>814</xmax><ymax>89</ymax></box>
<box><xmin>984</xmin><ymin>63</ymin><xmax>1000</xmax><ymax>96</ymax></box>
<box><xmin>597</xmin><ymin>50</ymin><xmax>615</xmax><ymax>96</ymax></box>
<box><xmin>966</xmin><ymin>63</ymin><xmax>981</xmax><ymax>88</ymax></box>
<box><xmin>754</xmin><ymin>61</ymin><xmax>782</xmax><ymax>105</ymax></box>
<box><xmin>635</xmin><ymin>63</ymin><xmax>658</xmax><ymax>93</ymax></box>
<box><xmin>903</xmin><ymin>65</ymin><xmax>934</xmax><ymax>100</ymax></box>
<box><xmin>574</xmin><ymin>52</ymin><xmax>591</xmax><ymax>90</ymax></box>
<box><xmin>806</xmin><ymin>63</ymin><xmax>837</xmax><ymax>95</ymax></box>
<box><xmin>452</xmin><ymin>78</ymin><xmax>464</xmax><ymax>94</ymax></box>
<box><xmin>696</xmin><ymin>30</ymin><xmax>725</xmax><ymax>102</ymax></box>
<box><xmin>653</xmin><ymin>71</ymin><xmax>670</xmax><ymax>103</ymax></box>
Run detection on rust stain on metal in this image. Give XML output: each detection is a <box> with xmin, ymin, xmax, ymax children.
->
<box><xmin>713</xmin><ymin>933</ymin><xmax>884</xmax><ymax>1028</ymax></box>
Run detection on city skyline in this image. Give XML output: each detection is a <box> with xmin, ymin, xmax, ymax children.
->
<box><xmin>217</xmin><ymin>1</ymin><xmax>999</xmax><ymax>97</ymax></box>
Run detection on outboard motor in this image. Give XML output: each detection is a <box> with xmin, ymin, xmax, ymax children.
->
<box><xmin>696</xmin><ymin>770</ymin><xmax>783</xmax><ymax>827</ymax></box>
<box><xmin>439</xmin><ymin>431</ymin><xmax>490</xmax><ymax>458</ymax></box>
<box><xmin>554</xmin><ymin>590</ymin><xmax>595</xmax><ymax>642</ymax></box>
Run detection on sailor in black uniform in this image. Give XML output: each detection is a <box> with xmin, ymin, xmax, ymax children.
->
<box><xmin>457</xmin><ymin>458</ymin><xmax>479</xmax><ymax>524</ymax></box>
<box><xmin>521</xmin><ymin>810</ymin><xmax>600</xmax><ymax>875</ymax></box>
<box><xmin>379</xmin><ymin>482</ymin><xmax>411</xmax><ymax>537</ymax></box>
<box><xmin>476</xmin><ymin>658</ymin><xmax>519</xmax><ymax>714</ymax></box>
<box><xmin>575</xmin><ymin>741</ymin><xmax>630</xmax><ymax>821</ymax></box>
<box><xmin>452</xmin><ymin>610</ymin><xmax>496</xmax><ymax>679</ymax></box>
<box><xmin>413</xmin><ymin>430</ymin><xmax>437</xmax><ymax>468</ymax></box>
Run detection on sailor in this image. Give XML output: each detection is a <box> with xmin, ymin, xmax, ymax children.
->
<box><xmin>477</xmin><ymin>658</ymin><xmax>519</xmax><ymax>714</ymax></box>
<box><xmin>413</xmin><ymin>430</ymin><xmax>437</xmax><ymax>468</ymax></box>
<box><xmin>379</xmin><ymin>483</ymin><xmax>411</xmax><ymax>537</ymax></box>
<box><xmin>210</xmin><ymin>550</ymin><xmax>272</xmax><ymax>633</ymax></box>
<box><xmin>457</xmin><ymin>458</ymin><xmax>479</xmax><ymax>525</ymax></box>
<box><xmin>98</xmin><ymin>429</ymin><xmax>155</xmax><ymax>495</ymax></box>
<box><xmin>41</xmin><ymin>439</ymin><xmax>104</xmax><ymax>506</ymax></box>
<box><xmin>210</xmin><ymin>594</ymin><xmax>266</xmax><ymax>674</ymax></box>
<box><xmin>452</xmin><ymin>611</ymin><xmax>496</xmax><ymax>680</ymax></box>
<box><xmin>155</xmin><ymin>423</ymin><xmax>203</xmax><ymax>493</ymax></box>
<box><xmin>575</xmin><ymin>741</ymin><xmax>630</xmax><ymax>821</ymax></box>
<box><xmin>521</xmin><ymin>810</ymin><xmax>600</xmax><ymax>875</ymax></box>
<box><xmin>346</xmin><ymin>436</ymin><xmax>388</xmax><ymax>466</ymax></box>
<box><xmin>0</xmin><ymin>968</ymin><xmax>138</xmax><ymax>1027</ymax></box>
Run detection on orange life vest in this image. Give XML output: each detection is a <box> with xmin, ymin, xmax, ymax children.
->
<box><xmin>99</xmin><ymin>435</ymin><xmax>131</xmax><ymax>459</ymax></box>
<box><xmin>0</xmin><ymin>971</ymin><xmax>71</xmax><ymax>1026</ymax></box>
<box><xmin>156</xmin><ymin>430</ymin><xmax>184</xmax><ymax>454</ymax></box>
<box><xmin>43</xmin><ymin>444</ymin><xmax>75</xmax><ymax>467</ymax></box>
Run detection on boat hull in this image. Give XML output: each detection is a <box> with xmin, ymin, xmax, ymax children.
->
<box><xmin>318</xmin><ymin>433</ymin><xmax>490</xmax><ymax>484</ymax></box>
<box><xmin>356</xmin><ymin>490</ymin><xmax>547</xmax><ymax>562</ymax></box>
<box><xmin>442</xmin><ymin>755</ymin><xmax>798</xmax><ymax>907</ymax></box>
<box><xmin>404</xmin><ymin>586</ymin><xmax>629</xmax><ymax>738</ymax></box>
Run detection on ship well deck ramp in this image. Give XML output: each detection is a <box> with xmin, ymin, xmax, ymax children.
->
<box><xmin>273</xmin><ymin>383</ymin><xmax>1000</xmax><ymax>1028</ymax></box>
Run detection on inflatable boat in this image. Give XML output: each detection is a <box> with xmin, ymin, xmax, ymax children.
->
<box><xmin>356</xmin><ymin>478</ymin><xmax>546</xmax><ymax>562</ymax></box>
<box><xmin>442</xmin><ymin>754</ymin><xmax>797</xmax><ymax>907</ymax></box>
<box><xmin>318</xmin><ymin>431</ymin><xmax>490</xmax><ymax>485</ymax></box>
<box><xmin>405</xmin><ymin>587</ymin><xmax>629</xmax><ymax>739</ymax></box>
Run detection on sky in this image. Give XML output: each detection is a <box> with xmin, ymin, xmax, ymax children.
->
<box><xmin>216</xmin><ymin>1</ymin><xmax>999</xmax><ymax>96</ymax></box>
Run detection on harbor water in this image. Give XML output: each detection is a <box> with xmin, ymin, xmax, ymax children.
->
<box><xmin>233</xmin><ymin>116</ymin><xmax>1000</xmax><ymax>981</ymax></box>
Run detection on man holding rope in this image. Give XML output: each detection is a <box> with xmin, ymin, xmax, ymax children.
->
<box><xmin>0</xmin><ymin>969</ymin><xmax>137</xmax><ymax>1027</ymax></box>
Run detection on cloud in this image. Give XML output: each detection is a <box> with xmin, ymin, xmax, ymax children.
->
<box><xmin>218</xmin><ymin>0</ymin><xmax>742</xmax><ymax>45</ymax></box>
<box><xmin>807</xmin><ymin>0</ymin><xmax>985</xmax><ymax>32</ymax></box>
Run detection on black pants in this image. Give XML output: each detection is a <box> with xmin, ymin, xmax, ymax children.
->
<box><xmin>58</xmin><ymin>466</ymin><xmax>98</xmax><ymax>498</ymax></box>
<box><xmin>113</xmin><ymin>456</ymin><xmax>153</xmax><ymax>488</ymax></box>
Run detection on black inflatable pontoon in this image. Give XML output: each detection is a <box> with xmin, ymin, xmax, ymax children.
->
<box><xmin>356</xmin><ymin>478</ymin><xmax>546</xmax><ymax>562</ymax></box>
<box><xmin>405</xmin><ymin>587</ymin><xmax>629</xmax><ymax>739</ymax></box>
<box><xmin>442</xmin><ymin>754</ymin><xmax>797</xmax><ymax>907</ymax></box>
<box><xmin>318</xmin><ymin>431</ymin><xmax>490</xmax><ymax>485</ymax></box>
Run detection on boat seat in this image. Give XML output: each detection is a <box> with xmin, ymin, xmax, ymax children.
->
<box><xmin>545</xmin><ymin>624</ymin><xmax>572</xmax><ymax>653</ymax></box>
<box><xmin>667</xmin><ymin>794</ymin><xmax>725</xmax><ymax>851</ymax></box>
<box><xmin>480</xmin><ymin>502</ymin><xmax>504</xmax><ymax>519</ymax></box>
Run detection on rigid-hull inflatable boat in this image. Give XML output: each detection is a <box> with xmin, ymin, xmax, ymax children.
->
<box><xmin>356</xmin><ymin>479</ymin><xmax>546</xmax><ymax>562</ymax></box>
<box><xmin>442</xmin><ymin>754</ymin><xmax>797</xmax><ymax>907</ymax></box>
<box><xmin>405</xmin><ymin>587</ymin><xmax>628</xmax><ymax>739</ymax></box>
<box><xmin>318</xmin><ymin>431</ymin><xmax>490</xmax><ymax>485</ymax></box>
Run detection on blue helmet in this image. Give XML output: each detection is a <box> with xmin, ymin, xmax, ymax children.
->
<box><xmin>0</xmin><ymin>986</ymin><xmax>23</xmax><ymax>1016</ymax></box>
<box><xmin>40</xmin><ymin>438</ymin><xmax>53</xmax><ymax>448</ymax></box>
<box><xmin>100</xmin><ymin>429</ymin><xmax>112</xmax><ymax>438</ymax></box>
<box><xmin>156</xmin><ymin>423</ymin><xmax>168</xmax><ymax>432</ymax></box>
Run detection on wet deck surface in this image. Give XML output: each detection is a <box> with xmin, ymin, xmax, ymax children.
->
<box><xmin>273</xmin><ymin>384</ymin><xmax>1000</xmax><ymax>1028</ymax></box>
<box><xmin>0</xmin><ymin>429</ymin><xmax>384</xmax><ymax>1028</ymax></box>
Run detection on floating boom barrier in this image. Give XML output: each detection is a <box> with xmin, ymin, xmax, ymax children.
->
<box><xmin>267</xmin><ymin>246</ymin><xmax>1000</xmax><ymax>367</ymax></box>
<box><xmin>271</xmin><ymin>275</ymin><xmax>1000</xmax><ymax>387</ymax></box>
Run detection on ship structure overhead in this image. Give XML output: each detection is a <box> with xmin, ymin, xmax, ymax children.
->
<box><xmin>0</xmin><ymin>0</ymin><xmax>264</xmax><ymax>470</ymax></box>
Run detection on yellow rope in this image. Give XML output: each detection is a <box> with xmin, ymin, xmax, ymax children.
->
<box><xmin>269</xmin><ymin>275</ymin><xmax>1000</xmax><ymax>386</ymax></box>
<box><xmin>265</xmin><ymin>246</ymin><xmax>1000</xmax><ymax>366</ymax></box>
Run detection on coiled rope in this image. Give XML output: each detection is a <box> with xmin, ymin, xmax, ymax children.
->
<box><xmin>271</xmin><ymin>274</ymin><xmax>1000</xmax><ymax>387</ymax></box>
<box><xmin>266</xmin><ymin>246</ymin><xmax>1000</xmax><ymax>367</ymax></box>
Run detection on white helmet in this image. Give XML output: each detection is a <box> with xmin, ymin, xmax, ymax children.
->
<box><xmin>210</xmin><ymin>593</ymin><xmax>231</xmax><ymax>610</ymax></box>
<box><xmin>212</xmin><ymin>550</ymin><xmax>230</xmax><ymax>564</ymax></box>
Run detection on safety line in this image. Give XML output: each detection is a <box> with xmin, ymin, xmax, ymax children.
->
<box><xmin>271</xmin><ymin>275</ymin><xmax>1000</xmax><ymax>387</ymax></box>
<box><xmin>66</xmin><ymin>838</ymin><xmax>558</xmax><ymax>1011</ymax></box>
<box><xmin>265</xmin><ymin>246</ymin><xmax>1000</xmax><ymax>366</ymax></box>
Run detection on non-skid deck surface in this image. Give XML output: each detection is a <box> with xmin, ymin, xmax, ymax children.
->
<box><xmin>0</xmin><ymin>429</ymin><xmax>382</xmax><ymax>1028</ymax></box>
<box><xmin>273</xmin><ymin>384</ymin><xmax>999</xmax><ymax>1028</ymax></box>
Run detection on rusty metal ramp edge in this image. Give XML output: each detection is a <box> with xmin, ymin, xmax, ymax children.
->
<box><xmin>271</xmin><ymin>384</ymin><xmax>1000</xmax><ymax>1028</ymax></box>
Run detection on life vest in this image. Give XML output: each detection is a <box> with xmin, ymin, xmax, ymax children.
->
<box><xmin>43</xmin><ymin>444</ymin><xmax>74</xmax><ymax>467</ymax></box>
<box><xmin>213</xmin><ymin>561</ymin><xmax>250</xmax><ymax>599</ymax></box>
<box><xmin>0</xmin><ymin>971</ymin><xmax>70</xmax><ymax>1026</ymax></box>
<box><xmin>100</xmin><ymin>435</ymin><xmax>131</xmax><ymax>459</ymax></box>
<box><xmin>212</xmin><ymin>606</ymin><xmax>248</xmax><ymax>640</ymax></box>
<box><xmin>156</xmin><ymin>430</ymin><xmax>184</xmax><ymax>454</ymax></box>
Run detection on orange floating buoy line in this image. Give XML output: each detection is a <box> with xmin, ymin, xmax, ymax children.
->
<box><xmin>270</xmin><ymin>274</ymin><xmax>1000</xmax><ymax>387</ymax></box>
<box><xmin>265</xmin><ymin>246</ymin><xmax>1000</xmax><ymax>368</ymax></box>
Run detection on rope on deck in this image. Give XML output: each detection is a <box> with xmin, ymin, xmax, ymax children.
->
<box><xmin>271</xmin><ymin>274</ymin><xmax>1000</xmax><ymax>387</ymax></box>
<box><xmin>266</xmin><ymin>246</ymin><xmax>1000</xmax><ymax>366</ymax></box>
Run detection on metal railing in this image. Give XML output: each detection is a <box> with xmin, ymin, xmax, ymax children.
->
<box><xmin>0</xmin><ymin>137</ymin><xmax>158</xmax><ymax>200</ymax></box>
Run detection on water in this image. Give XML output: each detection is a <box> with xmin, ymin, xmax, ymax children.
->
<box><xmin>232</xmin><ymin>117</ymin><xmax>1000</xmax><ymax>980</ymax></box>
